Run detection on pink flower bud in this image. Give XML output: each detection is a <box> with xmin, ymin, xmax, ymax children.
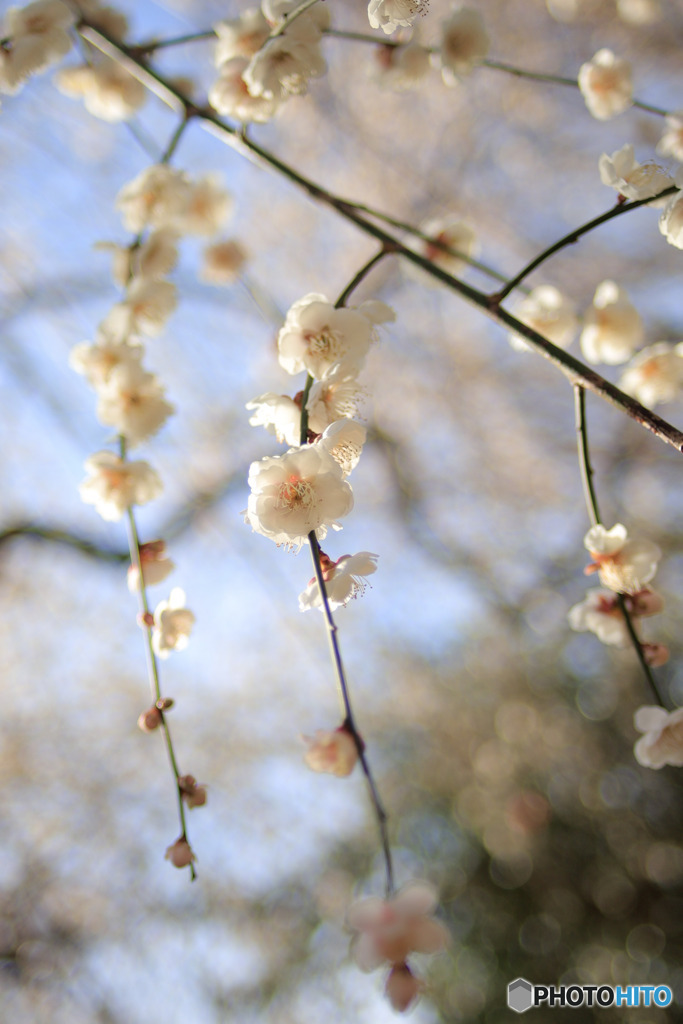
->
<box><xmin>156</xmin><ymin>697</ymin><xmax>174</xmax><ymax>711</ymax></box>
<box><xmin>165</xmin><ymin>837</ymin><xmax>196</xmax><ymax>868</ymax></box>
<box><xmin>303</xmin><ymin>726</ymin><xmax>359</xmax><ymax>777</ymax></box>
<box><xmin>628</xmin><ymin>588</ymin><xmax>664</xmax><ymax>617</ymax></box>
<box><xmin>642</xmin><ymin>642</ymin><xmax>670</xmax><ymax>667</ymax></box>
<box><xmin>138</xmin><ymin>706</ymin><xmax>162</xmax><ymax>732</ymax></box>
<box><xmin>178</xmin><ymin>774</ymin><xmax>208</xmax><ymax>809</ymax></box>
<box><xmin>385</xmin><ymin>963</ymin><xmax>422</xmax><ymax>1013</ymax></box>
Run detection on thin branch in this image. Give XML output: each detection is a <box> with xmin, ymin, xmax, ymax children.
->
<box><xmin>76</xmin><ymin>21</ymin><xmax>683</xmax><ymax>455</ymax></box>
<box><xmin>159</xmin><ymin>111</ymin><xmax>192</xmax><ymax>165</ymax></box>
<box><xmin>334</xmin><ymin>247</ymin><xmax>387</xmax><ymax>308</ymax></box>
<box><xmin>573</xmin><ymin>386</ymin><xmax>667</xmax><ymax>709</ymax></box>
<box><xmin>0</xmin><ymin>523</ymin><xmax>127</xmax><ymax>561</ymax></box>
<box><xmin>131</xmin><ymin>30</ymin><xmax>216</xmax><ymax>56</ymax></box>
<box><xmin>491</xmin><ymin>188</ymin><xmax>678</xmax><ymax>303</ymax></box>
<box><xmin>269</xmin><ymin>0</ymin><xmax>323</xmax><ymax>39</ymax></box>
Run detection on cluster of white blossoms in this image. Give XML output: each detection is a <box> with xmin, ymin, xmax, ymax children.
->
<box><xmin>569</xmin><ymin>524</ymin><xmax>668</xmax><ymax>666</ymax></box>
<box><xmin>209</xmin><ymin>1</ymin><xmax>329</xmax><ymax>123</ymax></box>
<box><xmin>56</xmin><ymin>56</ymin><xmax>145</xmax><ymax>123</ymax></box>
<box><xmin>633</xmin><ymin>706</ymin><xmax>683</xmax><ymax>769</ymax></box>
<box><xmin>0</xmin><ymin>0</ymin><xmax>73</xmax><ymax>96</ymax></box>
<box><xmin>509</xmin><ymin>285</ymin><xmax>578</xmax><ymax>353</ymax></box>
<box><xmin>579</xmin><ymin>280</ymin><xmax>643</xmax><ymax>365</ymax></box>
<box><xmin>347</xmin><ymin>881</ymin><xmax>450</xmax><ymax>1012</ymax></box>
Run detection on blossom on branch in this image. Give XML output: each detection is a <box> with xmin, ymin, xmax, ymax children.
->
<box><xmin>509</xmin><ymin>285</ymin><xmax>577</xmax><ymax>352</ymax></box>
<box><xmin>165</xmin><ymin>837</ymin><xmax>196</xmax><ymax>868</ymax></box>
<box><xmin>95</xmin><ymin>361</ymin><xmax>174</xmax><ymax>446</ymax></box>
<box><xmin>178</xmin><ymin>774</ymin><xmax>207</xmax><ymax>809</ymax></box>
<box><xmin>55</xmin><ymin>59</ymin><xmax>146</xmax><ymax>122</ymax></box>
<box><xmin>657</xmin><ymin>111</ymin><xmax>683</xmax><ymax>163</ymax></box>
<box><xmin>438</xmin><ymin>5</ymin><xmax>490</xmax><ymax>86</ymax></box>
<box><xmin>0</xmin><ymin>1</ymin><xmax>74</xmax><ymax>95</ymax></box>
<box><xmin>214</xmin><ymin>9</ymin><xmax>270</xmax><ymax>66</ymax></box>
<box><xmin>578</xmin><ymin>48</ymin><xmax>632</xmax><ymax>120</ymax></box>
<box><xmin>583</xmin><ymin>523</ymin><xmax>661</xmax><ymax>595</ymax></box>
<box><xmin>243</xmin><ymin>33</ymin><xmax>326</xmax><ymax>100</ymax></box>
<box><xmin>69</xmin><ymin>335</ymin><xmax>143</xmax><ymax>390</ymax></box>
<box><xmin>246</xmin><ymin>391</ymin><xmax>302</xmax><ymax>447</ymax></box>
<box><xmin>103</xmin><ymin>278</ymin><xmax>178</xmax><ymax>340</ymax></box>
<box><xmin>368</xmin><ymin>0</ymin><xmax>429</xmax><ymax>35</ymax></box>
<box><xmin>371</xmin><ymin>41</ymin><xmax>431</xmax><ymax>91</ymax></box>
<box><xmin>417</xmin><ymin>216</ymin><xmax>478</xmax><ymax>277</ymax></box>
<box><xmin>299</xmin><ymin>551</ymin><xmax>378</xmax><ymax>611</ymax></box>
<box><xmin>659</xmin><ymin>188</ymin><xmax>683</xmax><ymax>248</ymax></box>
<box><xmin>127</xmin><ymin>540</ymin><xmax>175</xmax><ymax>592</ymax></box>
<box><xmin>579</xmin><ymin>280</ymin><xmax>643</xmax><ymax>365</ymax></box>
<box><xmin>152</xmin><ymin>588</ymin><xmax>196</xmax><ymax>658</ymax></box>
<box><xmin>79</xmin><ymin>451</ymin><xmax>163</xmax><ymax>521</ymax></box>
<box><xmin>201</xmin><ymin>239</ymin><xmax>248</xmax><ymax>284</ymax></box>
<box><xmin>277</xmin><ymin>294</ymin><xmax>394</xmax><ymax>379</ymax></box>
<box><xmin>303</xmin><ymin>726</ymin><xmax>359</xmax><ymax>776</ymax></box>
<box><xmin>116</xmin><ymin>166</ymin><xmax>191</xmax><ymax>234</ymax></box>
<box><xmin>96</xmin><ymin>230</ymin><xmax>179</xmax><ymax>289</ymax></box>
<box><xmin>317</xmin><ymin>419</ymin><xmax>367</xmax><ymax>477</ymax></box>
<box><xmin>209</xmin><ymin>57</ymin><xmax>280</xmax><ymax>123</ymax></box>
<box><xmin>245</xmin><ymin>444</ymin><xmax>354</xmax><ymax>548</ymax></box>
<box><xmin>619</xmin><ymin>342</ymin><xmax>683</xmax><ymax>407</ymax></box>
<box><xmin>633</xmin><ymin>706</ymin><xmax>683</xmax><ymax>768</ymax></box>
<box><xmin>598</xmin><ymin>144</ymin><xmax>673</xmax><ymax>201</ymax></box>
<box><xmin>306</xmin><ymin>369</ymin><xmax>366</xmax><ymax>434</ymax></box>
<box><xmin>568</xmin><ymin>587</ymin><xmax>662</xmax><ymax>647</ymax></box>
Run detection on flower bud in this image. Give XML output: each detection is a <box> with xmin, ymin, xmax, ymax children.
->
<box><xmin>138</xmin><ymin>706</ymin><xmax>162</xmax><ymax>732</ymax></box>
<box><xmin>164</xmin><ymin>836</ymin><xmax>196</xmax><ymax>868</ymax></box>
<box><xmin>303</xmin><ymin>726</ymin><xmax>359</xmax><ymax>777</ymax></box>
<box><xmin>642</xmin><ymin>642</ymin><xmax>670</xmax><ymax>667</ymax></box>
<box><xmin>178</xmin><ymin>774</ymin><xmax>208</xmax><ymax>809</ymax></box>
<box><xmin>385</xmin><ymin>963</ymin><xmax>422</xmax><ymax>1013</ymax></box>
<box><xmin>156</xmin><ymin>697</ymin><xmax>174</xmax><ymax>711</ymax></box>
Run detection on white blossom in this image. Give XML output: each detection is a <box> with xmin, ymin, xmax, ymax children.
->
<box><xmin>103</xmin><ymin>279</ymin><xmax>178</xmax><ymax>340</ymax></box>
<box><xmin>116</xmin><ymin>165</ymin><xmax>191</xmax><ymax>234</ymax></box>
<box><xmin>79</xmin><ymin>451</ymin><xmax>163</xmax><ymax>521</ymax></box>
<box><xmin>243</xmin><ymin>33</ymin><xmax>326</xmax><ymax>100</ymax></box>
<box><xmin>0</xmin><ymin>0</ymin><xmax>74</xmax><ymax>93</ymax></box>
<box><xmin>509</xmin><ymin>285</ymin><xmax>577</xmax><ymax>352</ymax></box>
<box><xmin>616</xmin><ymin>0</ymin><xmax>662</xmax><ymax>25</ymax></box>
<box><xmin>127</xmin><ymin>540</ymin><xmax>175</xmax><ymax>592</ymax></box>
<box><xmin>578</xmin><ymin>49</ymin><xmax>632</xmax><ymax>120</ymax></box>
<box><xmin>659</xmin><ymin>190</ymin><xmax>683</xmax><ymax>249</ymax></box>
<box><xmin>214</xmin><ymin>9</ymin><xmax>270</xmax><ymax>66</ymax></box>
<box><xmin>95</xmin><ymin>362</ymin><xmax>174</xmax><ymax>446</ymax></box>
<box><xmin>152</xmin><ymin>588</ymin><xmax>196</xmax><ymax>658</ymax></box>
<box><xmin>634</xmin><ymin>706</ymin><xmax>683</xmax><ymax>769</ymax></box>
<box><xmin>277</xmin><ymin>294</ymin><xmax>394</xmax><ymax>379</ymax></box>
<box><xmin>55</xmin><ymin>59</ymin><xmax>146</xmax><ymax>122</ymax></box>
<box><xmin>209</xmin><ymin>57</ymin><xmax>280</xmax><ymax>122</ymax></box>
<box><xmin>172</xmin><ymin>175</ymin><xmax>232</xmax><ymax>237</ymax></box>
<box><xmin>245</xmin><ymin>444</ymin><xmax>353</xmax><ymax>548</ymax></box>
<box><xmin>579</xmin><ymin>280</ymin><xmax>643</xmax><ymax>365</ymax></box>
<box><xmin>69</xmin><ymin>336</ymin><xmax>143</xmax><ymax>390</ymax></box>
<box><xmin>371</xmin><ymin>41</ymin><xmax>431</xmax><ymax>91</ymax></box>
<box><xmin>299</xmin><ymin>551</ymin><xmax>378</xmax><ymax>611</ymax></box>
<box><xmin>302</xmin><ymin>727</ymin><xmax>358</xmax><ymax>776</ymax></box>
<box><xmin>657</xmin><ymin>111</ymin><xmax>683</xmax><ymax>163</ymax></box>
<box><xmin>246</xmin><ymin>392</ymin><xmax>302</xmax><ymax>447</ymax></box>
<box><xmin>96</xmin><ymin>229</ymin><xmax>178</xmax><ymax>288</ymax></box>
<box><xmin>438</xmin><ymin>6</ymin><xmax>490</xmax><ymax>86</ymax></box>
<box><xmin>417</xmin><ymin>216</ymin><xmax>478</xmax><ymax>276</ymax></box>
<box><xmin>200</xmin><ymin>238</ymin><xmax>248</xmax><ymax>284</ymax></box>
<box><xmin>317</xmin><ymin>419</ymin><xmax>366</xmax><ymax>477</ymax></box>
<box><xmin>599</xmin><ymin>144</ymin><xmax>673</xmax><ymax>202</ymax></box>
<box><xmin>568</xmin><ymin>587</ymin><xmax>662</xmax><ymax>647</ymax></box>
<box><xmin>306</xmin><ymin>368</ymin><xmax>365</xmax><ymax>434</ymax></box>
<box><xmin>619</xmin><ymin>342</ymin><xmax>683</xmax><ymax>407</ymax></box>
<box><xmin>368</xmin><ymin>0</ymin><xmax>429</xmax><ymax>35</ymax></box>
<box><xmin>583</xmin><ymin>523</ymin><xmax>661</xmax><ymax>595</ymax></box>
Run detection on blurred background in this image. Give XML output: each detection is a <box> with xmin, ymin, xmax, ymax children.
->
<box><xmin>2</xmin><ymin>0</ymin><xmax>683</xmax><ymax>1020</ymax></box>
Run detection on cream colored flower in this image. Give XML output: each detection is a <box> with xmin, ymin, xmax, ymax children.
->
<box><xmin>659</xmin><ymin>190</ymin><xmax>683</xmax><ymax>249</ymax></box>
<box><xmin>69</xmin><ymin>336</ymin><xmax>142</xmax><ymax>389</ymax></box>
<box><xmin>619</xmin><ymin>342</ymin><xmax>683</xmax><ymax>407</ymax></box>
<box><xmin>127</xmin><ymin>540</ymin><xmax>175</xmax><ymax>592</ymax></box>
<box><xmin>634</xmin><ymin>706</ymin><xmax>683</xmax><ymax>768</ymax></box>
<box><xmin>56</xmin><ymin>58</ymin><xmax>146</xmax><ymax>121</ymax></box>
<box><xmin>368</xmin><ymin>0</ymin><xmax>429</xmax><ymax>35</ymax></box>
<box><xmin>200</xmin><ymin>238</ymin><xmax>248</xmax><ymax>285</ymax></box>
<box><xmin>246</xmin><ymin>392</ymin><xmax>302</xmax><ymax>447</ymax></box>
<box><xmin>172</xmin><ymin>175</ymin><xmax>232</xmax><ymax>237</ymax></box>
<box><xmin>303</xmin><ymin>727</ymin><xmax>358</xmax><ymax>776</ymax></box>
<box><xmin>213</xmin><ymin>9</ymin><xmax>270</xmax><ymax>66</ymax></box>
<box><xmin>438</xmin><ymin>5</ymin><xmax>489</xmax><ymax>86</ymax></box>
<box><xmin>116</xmin><ymin>165</ymin><xmax>190</xmax><ymax>234</ymax></box>
<box><xmin>599</xmin><ymin>144</ymin><xmax>673</xmax><ymax>201</ymax></box>
<box><xmin>371</xmin><ymin>41</ymin><xmax>431</xmax><ymax>90</ymax></box>
<box><xmin>209</xmin><ymin>57</ymin><xmax>280</xmax><ymax>122</ymax></box>
<box><xmin>95</xmin><ymin>362</ymin><xmax>174</xmax><ymax>446</ymax></box>
<box><xmin>583</xmin><ymin>523</ymin><xmax>661</xmax><ymax>595</ymax></box>
<box><xmin>580</xmin><ymin>280</ymin><xmax>643</xmax><ymax>365</ymax></box>
<box><xmin>152</xmin><ymin>588</ymin><xmax>195</xmax><ymax>658</ymax></box>
<box><xmin>418</xmin><ymin>216</ymin><xmax>478</xmax><ymax>276</ymax></box>
<box><xmin>103</xmin><ymin>279</ymin><xmax>178</xmax><ymax>340</ymax></box>
<box><xmin>79</xmin><ymin>451</ymin><xmax>163</xmax><ymax>521</ymax></box>
<box><xmin>578</xmin><ymin>49</ymin><xmax>632</xmax><ymax>120</ymax></box>
<box><xmin>306</xmin><ymin>368</ymin><xmax>365</xmax><ymax>435</ymax></box>
<box><xmin>657</xmin><ymin>111</ymin><xmax>683</xmax><ymax>163</ymax></box>
<box><xmin>509</xmin><ymin>285</ymin><xmax>577</xmax><ymax>352</ymax></box>
<box><xmin>568</xmin><ymin>587</ymin><xmax>662</xmax><ymax>647</ymax></box>
<box><xmin>299</xmin><ymin>551</ymin><xmax>378</xmax><ymax>611</ymax></box>
<box><xmin>317</xmin><ymin>419</ymin><xmax>366</xmax><ymax>477</ymax></box>
<box><xmin>96</xmin><ymin>229</ymin><xmax>178</xmax><ymax>288</ymax></box>
<box><xmin>243</xmin><ymin>33</ymin><xmax>326</xmax><ymax>99</ymax></box>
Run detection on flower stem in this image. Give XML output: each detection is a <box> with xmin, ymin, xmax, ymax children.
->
<box><xmin>334</xmin><ymin>247</ymin><xmax>387</xmax><ymax>308</ymax></box>
<box><xmin>573</xmin><ymin>387</ymin><xmax>667</xmax><ymax>710</ymax></box>
<box><xmin>269</xmin><ymin>0</ymin><xmax>322</xmax><ymax>40</ymax></box>
<box><xmin>119</xmin><ymin>441</ymin><xmax>196</xmax><ymax>879</ymax></box>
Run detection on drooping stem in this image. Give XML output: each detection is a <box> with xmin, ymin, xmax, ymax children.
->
<box><xmin>573</xmin><ymin>387</ymin><xmax>667</xmax><ymax>710</ymax></box>
<box><xmin>334</xmin><ymin>247</ymin><xmax>387</xmax><ymax>308</ymax></box>
<box><xmin>159</xmin><ymin>112</ymin><xmax>192</xmax><ymax>165</ymax></box>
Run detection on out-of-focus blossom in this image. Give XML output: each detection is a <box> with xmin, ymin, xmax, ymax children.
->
<box><xmin>303</xmin><ymin>726</ymin><xmax>359</xmax><ymax>776</ymax></box>
<box><xmin>568</xmin><ymin>587</ymin><xmax>662</xmax><ymax>647</ymax></box>
<box><xmin>209</xmin><ymin>57</ymin><xmax>280</xmax><ymax>122</ymax></box>
<box><xmin>127</xmin><ymin>540</ymin><xmax>175</xmax><ymax>592</ymax></box>
<box><xmin>616</xmin><ymin>0</ymin><xmax>662</xmax><ymax>24</ymax></box>
<box><xmin>619</xmin><ymin>342</ymin><xmax>683</xmax><ymax>407</ymax></box>
<box><xmin>103</xmin><ymin>279</ymin><xmax>178</xmax><ymax>340</ymax></box>
<box><xmin>579</xmin><ymin>280</ymin><xmax>643</xmax><ymax>365</ymax></box>
<box><xmin>263</xmin><ymin>0</ymin><xmax>331</xmax><ymax>39</ymax></box>
<box><xmin>165</xmin><ymin>837</ymin><xmax>195</xmax><ymax>868</ymax></box>
<box><xmin>80</xmin><ymin>451</ymin><xmax>163</xmax><ymax>521</ymax></box>
<box><xmin>657</xmin><ymin>111</ymin><xmax>683</xmax><ymax>163</ymax></box>
<box><xmin>306</xmin><ymin>368</ymin><xmax>365</xmax><ymax>434</ymax></box>
<box><xmin>386</xmin><ymin>963</ymin><xmax>422</xmax><ymax>1013</ymax></box>
<box><xmin>116</xmin><ymin>165</ymin><xmax>190</xmax><ymax>234</ymax></box>
<box><xmin>438</xmin><ymin>6</ymin><xmax>489</xmax><ymax>86</ymax></box>
<box><xmin>317</xmin><ymin>419</ymin><xmax>366</xmax><ymax>477</ymax></box>
<box><xmin>69</xmin><ymin>336</ymin><xmax>142</xmax><ymax>389</ymax></box>
<box><xmin>0</xmin><ymin>0</ymin><xmax>74</xmax><ymax>93</ymax></box>
<box><xmin>634</xmin><ymin>706</ymin><xmax>683</xmax><ymax>768</ymax></box>
<box><xmin>347</xmin><ymin>880</ymin><xmax>449</xmax><ymax>1009</ymax></box>
<box><xmin>245</xmin><ymin>444</ymin><xmax>353</xmax><ymax>548</ymax></box>
<box><xmin>152</xmin><ymin>588</ymin><xmax>196</xmax><ymax>658</ymax></box>
<box><xmin>246</xmin><ymin>392</ymin><xmax>302</xmax><ymax>447</ymax></box>
<box><xmin>178</xmin><ymin>774</ymin><xmax>208</xmax><ymax>809</ymax></box>
<box><xmin>214</xmin><ymin>9</ymin><xmax>270</xmax><ymax>66</ymax></box>
<box><xmin>642</xmin><ymin>642</ymin><xmax>670</xmax><ymax>667</ymax></box>
<box><xmin>417</xmin><ymin>216</ymin><xmax>478</xmax><ymax>276</ymax></box>
<box><xmin>299</xmin><ymin>551</ymin><xmax>378</xmax><ymax>611</ymax></box>
<box><xmin>509</xmin><ymin>285</ymin><xmax>577</xmax><ymax>352</ymax></box>
<box><xmin>598</xmin><ymin>144</ymin><xmax>673</xmax><ymax>201</ymax></box>
<box><xmin>583</xmin><ymin>523</ymin><xmax>661</xmax><ymax>595</ymax></box>
<box><xmin>578</xmin><ymin>49</ymin><xmax>632</xmax><ymax>120</ymax></box>
<box><xmin>173</xmin><ymin>175</ymin><xmax>232</xmax><ymax>237</ymax></box>
<box><xmin>72</xmin><ymin>0</ymin><xmax>128</xmax><ymax>39</ymax></box>
<box><xmin>368</xmin><ymin>0</ymin><xmax>429</xmax><ymax>35</ymax></box>
<box><xmin>659</xmin><ymin>189</ymin><xmax>683</xmax><ymax>248</ymax></box>
<box><xmin>243</xmin><ymin>33</ymin><xmax>326</xmax><ymax>99</ymax></box>
<box><xmin>95</xmin><ymin>362</ymin><xmax>174</xmax><ymax>446</ymax></box>
<box><xmin>371</xmin><ymin>41</ymin><xmax>431</xmax><ymax>90</ymax></box>
<box><xmin>277</xmin><ymin>294</ymin><xmax>394</xmax><ymax>379</ymax></box>
<box><xmin>96</xmin><ymin>230</ymin><xmax>179</xmax><ymax>288</ymax></box>
<box><xmin>55</xmin><ymin>59</ymin><xmax>146</xmax><ymax>121</ymax></box>
<box><xmin>201</xmin><ymin>238</ymin><xmax>248</xmax><ymax>284</ymax></box>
